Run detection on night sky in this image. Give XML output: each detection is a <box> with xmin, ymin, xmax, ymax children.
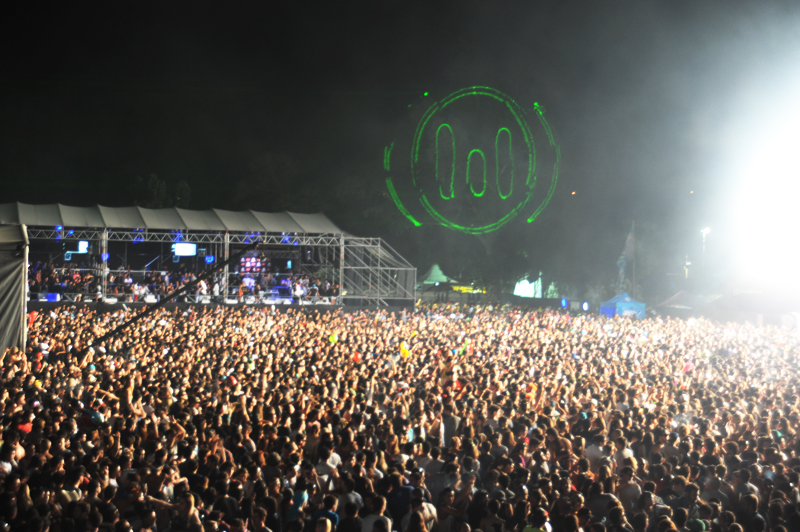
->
<box><xmin>3</xmin><ymin>1</ymin><xmax>800</xmax><ymax>300</ymax></box>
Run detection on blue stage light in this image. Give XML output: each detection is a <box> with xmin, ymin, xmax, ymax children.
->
<box><xmin>561</xmin><ymin>298</ymin><xmax>568</xmax><ymax>308</ymax></box>
<box><xmin>205</xmin><ymin>255</ymin><xmax>215</xmax><ymax>264</ymax></box>
<box><xmin>582</xmin><ymin>302</ymin><xmax>589</xmax><ymax>311</ymax></box>
<box><xmin>101</xmin><ymin>253</ymin><xmax>109</xmax><ymax>262</ymax></box>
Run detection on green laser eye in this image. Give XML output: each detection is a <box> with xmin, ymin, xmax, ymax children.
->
<box><xmin>387</xmin><ymin>86</ymin><xmax>559</xmax><ymax>234</ymax></box>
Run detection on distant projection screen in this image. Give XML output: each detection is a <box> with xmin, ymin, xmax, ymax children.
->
<box><xmin>0</xmin><ymin>225</ymin><xmax>28</xmax><ymax>353</ymax></box>
<box><xmin>172</xmin><ymin>243</ymin><xmax>197</xmax><ymax>256</ymax></box>
<box><xmin>513</xmin><ymin>278</ymin><xmax>541</xmax><ymax>298</ymax></box>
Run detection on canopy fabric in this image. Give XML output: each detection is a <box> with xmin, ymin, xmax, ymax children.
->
<box><xmin>0</xmin><ymin>203</ymin><xmax>343</xmax><ymax>234</ymax></box>
<box><xmin>600</xmin><ymin>292</ymin><xmax>646</xmax><ymax>319</ymax></box>
<box><xmin>0</xmin><ymin>225</ymin><xmax>28</xmax><ymax>353</ymax></box>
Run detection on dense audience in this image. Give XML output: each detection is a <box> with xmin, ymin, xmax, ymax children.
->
<box><xmin>28</xmin><ymin>262</ymin><xmax>101</xmax><ymax>299</ymax></box>
<box><xmin>27</xmin><ymin>261</ymin><xmax>338</xmax><ymax>302</ymax></box>
<box><xmin>3</xmin><ymin>303</ymin><xmax>800</xmax><ymax>532</ymax></box>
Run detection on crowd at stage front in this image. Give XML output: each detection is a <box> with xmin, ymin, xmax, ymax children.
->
<box><xmin>2</xmin><ymin>303</ymin><xmax>800</xmax><ymax>532</ymax></box>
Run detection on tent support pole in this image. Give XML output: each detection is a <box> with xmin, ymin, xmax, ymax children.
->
<box><xmin>223</xmin><ymin>232</ymin><xmax>230</xmax><ymax>300</ymax></box>
<box><xmin>339</xmin><ymin>234</ymin><xmax>345</xmax><ymax>305</ymax></box>
<box><xmin>101</xmin><ymin>229</ymin><xmax>108</xmax><ymax>301</ymax></box>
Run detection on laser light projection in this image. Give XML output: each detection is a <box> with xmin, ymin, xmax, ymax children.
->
<box><xmin>385</xmin><ymin>87</ymin><xmax>560</xmax><ymax>234</ymax></box>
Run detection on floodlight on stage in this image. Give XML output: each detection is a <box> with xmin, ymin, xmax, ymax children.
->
<box><xmin>561</xmin><ymin>298</ymin><xmax>568</xmax><ymax>308</ymax></box>
<box><xmin>582</xmin><ymin>302</ymin><xmax>589</xmax><ymax>311</ymax></box>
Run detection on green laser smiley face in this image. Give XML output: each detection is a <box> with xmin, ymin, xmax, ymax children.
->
<box><xmin>386</xmin><ymin>87</ymin><xmax>560</xmax><ymax>234</ymax></box>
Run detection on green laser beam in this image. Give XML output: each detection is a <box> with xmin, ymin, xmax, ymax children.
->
<box><xmin>527</xmin><ymin>144</ymin><xmax>559</xmax><ymax>224</ymax></box>
<box><xmin>466</xmin><ymin>149</ymin><xmax>487</xmax><ymax>197</ymax></box>
<box><xmin>412</xmin><ymin>102</ymin><xmax>440</xmax><ymax>186</ymax></box>
<box><xmin>495</xmin><ymin>127</ymin><xmax>513</xmax><ymax>199</ymax></box>
<box><xmin>419</xmin><ymin>185</ymin><xmax>535</xmax><ymax>235</ymax></box>
<box><xmin>383</xmin><ymin>142</ymin><xmax>395</xmax><ymax>172</ymax></box>
<box><xmin>386</xmin><ymin>177</ymin><xmax>421</xmax><ymax>227</ymax></box>
<box><xmin>435</xmin><ymin>123</ymin><xmax>455</xmax><ymax>200</ymax></box>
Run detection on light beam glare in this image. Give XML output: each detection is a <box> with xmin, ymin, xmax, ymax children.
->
<box><xmin>732</xmin><ymin>84</ymin><xmax>800</xmax><ymax>293</ymax></box>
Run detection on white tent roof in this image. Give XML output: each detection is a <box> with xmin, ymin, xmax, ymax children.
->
<box><xmin>421</xmin><ymin>264</ymin><xmax>459</xmax><ymax>284</ymax></box>
<box><xmin>0</xmin><ymin>203</ymin><xmax>343</xmax><ymax>234</ymax></box>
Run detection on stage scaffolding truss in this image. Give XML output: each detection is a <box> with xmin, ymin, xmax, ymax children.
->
<box><xmin>23</xmin><ymin>228</ymin><xmax>415</xmax><ymax>307</ymax></box>
<box><xmin>0</xmin><ymin>203</ymin><xmax>415</xmax><ymax>307</ymax></box>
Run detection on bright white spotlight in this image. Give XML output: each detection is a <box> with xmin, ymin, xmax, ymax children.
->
<box><xmin>732</xmin><ymin>86</ymin><xmax>800</xmax><ymax>293</ymax></box>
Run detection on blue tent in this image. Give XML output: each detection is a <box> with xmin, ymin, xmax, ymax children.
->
<box><xmin>600</xmin><ymin>292</ymin><xmax>646</xmax><ymax>319</ymax></box>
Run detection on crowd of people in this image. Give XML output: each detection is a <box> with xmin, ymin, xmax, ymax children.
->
<box><xmin>27</xmin><ymin>261</ymin><xmax>338</xmax><ymax>303</ymax></box>
<box><xmin>28</xmin><ymin>262</ymin><xmax>101</xmax><ymax>299</ymax></box>
<box><xmin>3</xmin><ymin>302</ymin><xmax>800</xmax><ymax>532</ymax></box>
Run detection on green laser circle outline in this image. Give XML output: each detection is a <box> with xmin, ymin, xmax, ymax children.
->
<box><xmin>387</xmin><ymin>87</ymin><xmax>559</xmax><ymax>233</ymax></box>
<box><xmin>410</xmin><ymin>86</ymin><xmax>536</xmax><ymax>234</ymax></box>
